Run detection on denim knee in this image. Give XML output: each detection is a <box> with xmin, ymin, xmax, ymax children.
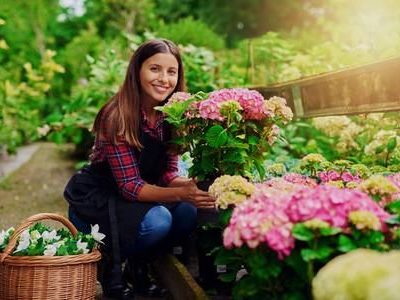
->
<box><xmin>135</xmin><ymin>205</ymin><xmax>173</xmax><ymax>247</ymax></box>
<box><xmin>170</xmin><ymin>202</ymin><xmax>197</xmax><ymax>235</ymax></box>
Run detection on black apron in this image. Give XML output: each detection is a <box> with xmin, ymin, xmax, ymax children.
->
<box><xmin>64</xmin><ymin>124</ymin><xmax>173</xmax><ymax>254</ymax></box>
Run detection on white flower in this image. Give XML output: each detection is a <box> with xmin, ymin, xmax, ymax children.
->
<box><xmin>43</xmin><ymin>244</ymin><xmax>58</xmax><ymax>256</ymax></box>
<box><xmin>30</xmin><ymin>230</ymin><xmax>41</xmax><ymax>240</ymax></box>
<box><xmin>37</xmin><ymin>124</ymin><xmax>51</xmax><ymax>137</ymax></box>
<box><xmin>90</xmin><ymin>224</ymin><xmax>105</xmax><ymax>244</ymax></box>
<box><xmin>0</xmin><ymin>230</ymin><xmax>6</xmax><ymax>246</ymax></box>
<box><xmin>76</xmin><ymin>239</ymin><xmax>89</xmax><ymax>254</ymax></box>
<box><xmin>42</xmin><ymin>230</ymin><xmax>61</xmax><ymax>242</ymax></box>
<box><xmin>0</xmin><ymin>227</ymin><xmax>15</xmax><ymax>248</ymax></box>
<box><xmin>14</xmin><ymin>230</ymin><xmax>31</xmax><ymax>253</ymax></box>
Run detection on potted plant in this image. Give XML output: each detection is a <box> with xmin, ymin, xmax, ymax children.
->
<box><xmin>157</xmin><ymin>88</ymin><xmax>293</xmax><ymax>184</ymax></box>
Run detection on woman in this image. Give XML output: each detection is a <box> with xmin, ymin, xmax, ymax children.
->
<box><xmin>64</xmin><ymin>39</ymin><xmax>215</xmax><ymax>299</ymax></box>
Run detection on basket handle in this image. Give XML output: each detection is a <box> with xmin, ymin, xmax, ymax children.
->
<box><xmin>1</xmin><ymin>213</ymin><xmax>79</xmax><ymax>261</ymax></box>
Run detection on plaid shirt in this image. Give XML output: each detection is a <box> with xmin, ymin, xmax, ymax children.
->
<box><xmin>90</xmin><ymin>110</ymin><xmax>179</xmax><ymax>201</ymax></box>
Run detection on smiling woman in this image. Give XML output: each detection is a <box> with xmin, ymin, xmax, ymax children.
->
<box><xmin>63</xmin><ymin>39</ymin><xmax>215</xmax><ymax>299</ymax></box>
<box><xmin>140</xmin><ymin>53</ymin><xmax>179</xmax><ymax>120</ymax></box>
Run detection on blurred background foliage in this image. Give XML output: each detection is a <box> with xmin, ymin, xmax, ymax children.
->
<box><xmin>1</xmin><ymin>0</ymin><xmax>400</xmax><ymax>162</ymax></box>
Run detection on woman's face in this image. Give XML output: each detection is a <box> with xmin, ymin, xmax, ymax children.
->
<box><xmin>139</xmin><ymin>52</ymin><xmax>179</xmax><ymax>104</ymax></box>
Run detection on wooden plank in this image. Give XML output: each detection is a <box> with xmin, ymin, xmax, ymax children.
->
<box><xmin>153</xmin><ymin>254</ymin><xmax>209</xmax><ymax>300</ymax></box>
<box><xmin>254</xmin><ymin>56</ymin><xmax>400</xmax><ymax>117</ymax></box>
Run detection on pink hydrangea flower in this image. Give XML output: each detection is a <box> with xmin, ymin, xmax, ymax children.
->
<box><xmin>285</xmin><ymin>186</ymin><xmax>391</xmax><ymax>229</ymax></box>
<box><xmin>205</xmin><ymin>88</ymin><xmax>271</xmax><ymax>120</ymax></box>
<box><xmin>168</xmin><ymin>92</ymin><xmax>192</xmax><ymax>103</ymax></box>
<box><xmin>283</xmin><ymin>173</ymin><xmax>317</xmax><ymax>187</ymax></box>
<box><xmin>198</xmin><ymin>98</ymin><xmax>225</xmax><ymax>121</ymax></box>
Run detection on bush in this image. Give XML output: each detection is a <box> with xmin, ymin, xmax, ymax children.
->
<box><xmin>156</xmin><ymin>17</ymin><xmax>225</xmax><ymax>51</ymax></box>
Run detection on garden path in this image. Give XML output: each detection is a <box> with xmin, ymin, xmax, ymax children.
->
<box><xmin>0</xmin><ymin>142</ymin><xmax>169</xmax><ymax>300</ymax></box>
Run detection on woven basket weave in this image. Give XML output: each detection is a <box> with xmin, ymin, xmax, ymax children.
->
<box><xmin>0</xmin><ymin>213</ymin><xmax>101</xmax><ymax>300</ymax></box>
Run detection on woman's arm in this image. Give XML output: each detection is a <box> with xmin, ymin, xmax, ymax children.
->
<box><xmin>138</xmin><ymin>182</ymin><xmax>215</xmax><ymax>209</ymax></box>
<box><xmin>167</xmin><ymin>176</ymin><xmax>193</xmax><ymax>187</ymax></box>
<box><xmin>103</xmin><ymin>140</ymin><xmax>214</xmax><ymax>208</ymax></box>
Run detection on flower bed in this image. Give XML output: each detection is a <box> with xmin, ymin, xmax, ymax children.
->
<box><xmin>208</xmin><ymin>162</ymin><xmax>400</xmax><ymax>299</ymax></box>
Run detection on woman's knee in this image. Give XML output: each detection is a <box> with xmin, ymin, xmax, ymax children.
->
<box><xmin>171</xmin><ymin>202</ymin><xmax>197</xmax><ymax>232</ymax></box>
<box><xmin>140</xmin><ymin>205</ymin><xmax>173</xmax><ymax>237</ymax></box>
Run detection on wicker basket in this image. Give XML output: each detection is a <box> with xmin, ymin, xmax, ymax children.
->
<box><xmin>0</xmin><ymin>213</ymin><xmax>101</xmax><ymax>300</ymax></box>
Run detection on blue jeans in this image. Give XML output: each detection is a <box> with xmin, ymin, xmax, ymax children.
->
<box><xmin>68</xmin><ymin>202</ymin><xmax>197</xmax><ymax>257</ymax></box>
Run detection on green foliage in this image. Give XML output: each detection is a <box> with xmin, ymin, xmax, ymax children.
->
<box><xmin>156</xmin><ymin>17</ymin><xmax>225</xmax><ymax>51</ymax></box>
<box><xmin>181</xmin><ymin>45</ymin><xmax>218</xmax><ymax>93</ymax></box>
<box><xmin>46</xmin><ymin>50</ymin><xmax>127</xmax><ymax>156</ymax></box>
<box><xmin>58</xmin><ymin>22</ymin><xmax>104</xmax><ymax>88</ymax></box>
<box><xmin>0</xmin><ymin>46</ymin><xmax>65</xmax><ymax>153</ymax></box>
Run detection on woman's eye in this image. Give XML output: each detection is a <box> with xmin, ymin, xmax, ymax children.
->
<box><xmin>150</xmin><ymin>66</ymin><xmax>159</xmax><ymax>72</ymax></box>
<box><xmin>168</xmin><ymin>70</ymin><xmax>177</xmax><ymax>75</ymax></box>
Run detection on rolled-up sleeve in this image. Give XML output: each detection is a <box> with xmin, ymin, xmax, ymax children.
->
<box><xmin>102</xmin><ymin>141</ymin><xmax>145</xmax><ymax>201</ymax></box>
<box><xmin>160</xmin><ymin>152</ymin><xmax>179</xmax><ymax>186</ymax></box>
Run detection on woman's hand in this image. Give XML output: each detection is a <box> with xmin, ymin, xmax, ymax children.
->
<box><xmin>180</xmin><ymin>180</ymin><xmax>215</xmax><ymax>209</ymax></box>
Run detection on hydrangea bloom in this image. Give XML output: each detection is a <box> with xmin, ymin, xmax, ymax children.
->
<box><xmin>318</xmin><ymin>170</ymin><xmax>361</xmax><ymax>188</ymax></box>
<box><xmin>313</xmin><ymin>249</ymin><xmax>400</xmax><ymax>300</ymax></box>
<box><xmin>209</xmin><ymin>175</ymin><xmax>255</xmax><ymax>209</ymax></box>
<box><xmin>359</xmin><ymin>175</ymin><xmax>399</xmax><ymax>204</ymax></box>
<box><xmin>200</xmin><ymin>88</ymin><xmax>270</xmax><ymax>121</ymax></box>
<box><xmin>168</xmin><ymin>92</ymin><xmax>192</xmax><ymax>103</ymax></box>
<box><xmin>285</xmin><ymin>186</ymin><xmax>390</xmax><ymax>228</ymax></box>
<box><xmin>224</xmin><ymin>184</ymin><xmax>391</xmax><ymax>259</ymax></box>
<box><xmin>264</xmin><ymin>96</ymin><xmax>293</xmax><ymax>123</ymax></box>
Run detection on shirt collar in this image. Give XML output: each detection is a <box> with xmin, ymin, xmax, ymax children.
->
<box><xmin>140</xmin><ymin>108</ymin><xmax>164</xmax><ymax>130</ymax></box>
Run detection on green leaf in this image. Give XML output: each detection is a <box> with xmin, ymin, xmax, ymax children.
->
<box><xmin>301</xmin><ymin>246</ymin><xmax>333</xmax><ymax>262</ymax></box>
<box><xmin>367</xmin><ymin>231</ymin><xmax>384</xmax><ymax>244</ymax></box>
<box><xmin>218</xmin><ymin>271</ymin><xmax>237</xmax><ymax>282</ymax></box>
<box><xmin>320</xmin><ymin>227</ymin><xmax>342</xmax><ymax>236</ymax></box>
<box><xmin>292</xmin><ymin>224</ymin><xmax>314</xmax><ymax>241</ymax></box>
<box><xmin>248</xmin><ymin>135</ymin><xmax>259</xmax><ymax>145</ymax></box>
<box><xmin>224</xmin><ymin>151</ymin><xmax>246</xmax><ymax>163</ymax></box>
<box><xmin>386</xmin><ymin>215</ymin><xmax>400</xmax><ymax>225</ymax></box>
<box><xmin>385</xmin><ymin>201</ymin><xmax>400</xmax><ymax>214</ymax></box>
<box><xmin>338</xmin><ymin>235</ymin><xmax>357</xmax><ymax>252</ymax></box>
<box><xmin>200</xmin><ymin>151</ymin><xmax>214</xmax><ymax>173</ymax></box>
<box><xmin>375</xmin><ymin>145</ymin><xmax>386</xmax><ymax>154</ymax></box>
<box><xmin>205</xmin><ymin>125</ymin><xmax>228</xmax><ymax>148</ymax></box>
<box><xmin>225</xmin><ymin>138</ymin><xmax>249</xmax><ymax>149</ymax></box>
<box><xmin>254</xmin><ymin>159</ymin><xmax>266</xmax><ymax>180</ymax></box>
<box><xmin>300</xmin><ymin>249</ymin><xmax>317</xmax><ymax>262</ymax></box>
<box><xmin>387</xmin><ymin>137</ymin><xmax>397</xmax><ymax>152</ymax></box>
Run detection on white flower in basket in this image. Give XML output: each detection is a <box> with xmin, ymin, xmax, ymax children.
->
<box><xmin>77</xmin><ymin>239</ymin><xmax>90</xmax><ymax>254</ymax></box>
<box><xmin>13</xmin><ymin>230</ymin><xmax>30</xmax><ymax>253</ymax></box>
<box><xmin>91</xmin><ymin>224</ymin><xmax>105</xmax><ymax>244</ymax></box>
<box><xmin>43</xmin><ymin>244</ymin><xmax>58</xmax><ymax>256</ymax></box>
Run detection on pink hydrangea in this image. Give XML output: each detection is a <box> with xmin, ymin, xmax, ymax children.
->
<box><xmin>223</xmin><ymin>181</ymin><xmax>297</xmax><ymax>258</ymax></box>
<box><xmin>283</xmin><ymin>173</ymin><xmax>317</xmax><ymax>187</ymax></box>
<box><xmin>198</xmin><ymin>98</ymin><xmax>225</xmax><ymax>121</ymax></box>
<box><xmin>224</xmin><ymin>183</ymin><xmax>391</xmax><ymax>259</ymax></box>
<box><xmin>205</xmin><ymin>88</ymin><xmax>271</xmax><ymax>120</ymax></box>
<box><xmin>265</xmin><ymin>225</ymin><xmax>295</xmax><ymax>259</ymax></box>
<box><xmin>168</xmin><ymin>92</ymin><xmax>192</xmax><ymax>103</ymax></box>
<box><xmin>285</xmin><ymin>186</ymin><xmax>391</xmax><ymax>228</ymax></box>
<box><xmin>318</xmin><ymin>171</ymin><xmax>361</xmax><ymax>183</ymax></box>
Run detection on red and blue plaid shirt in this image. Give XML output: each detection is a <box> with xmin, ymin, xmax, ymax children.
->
<box><xmin>90</xmin><ymin>109</ymin><xmax>179</xmax><ymax>201</ymax></box>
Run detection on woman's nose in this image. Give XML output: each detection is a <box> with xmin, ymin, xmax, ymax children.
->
<box><xmin>158</xmin><ymin>71</ymin><xmax>167</xmax><ymax>82</ymax></box>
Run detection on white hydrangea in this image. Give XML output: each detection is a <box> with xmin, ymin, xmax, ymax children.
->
<box><xmin>313</xmin><ymin>249</ymin><xmax>400</xmax><ymax>300</ymax></box>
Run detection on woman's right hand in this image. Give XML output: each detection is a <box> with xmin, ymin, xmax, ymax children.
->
<box><xmin>180</xmin><ymin>180</ymin><xmax>215</xmax><ymax>209</ymax></box>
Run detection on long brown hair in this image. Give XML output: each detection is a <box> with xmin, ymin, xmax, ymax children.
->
<box><xmin>93</xmin><ymin>39</ymin><xmax>186</xmax><ymax>148</ymax></box>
